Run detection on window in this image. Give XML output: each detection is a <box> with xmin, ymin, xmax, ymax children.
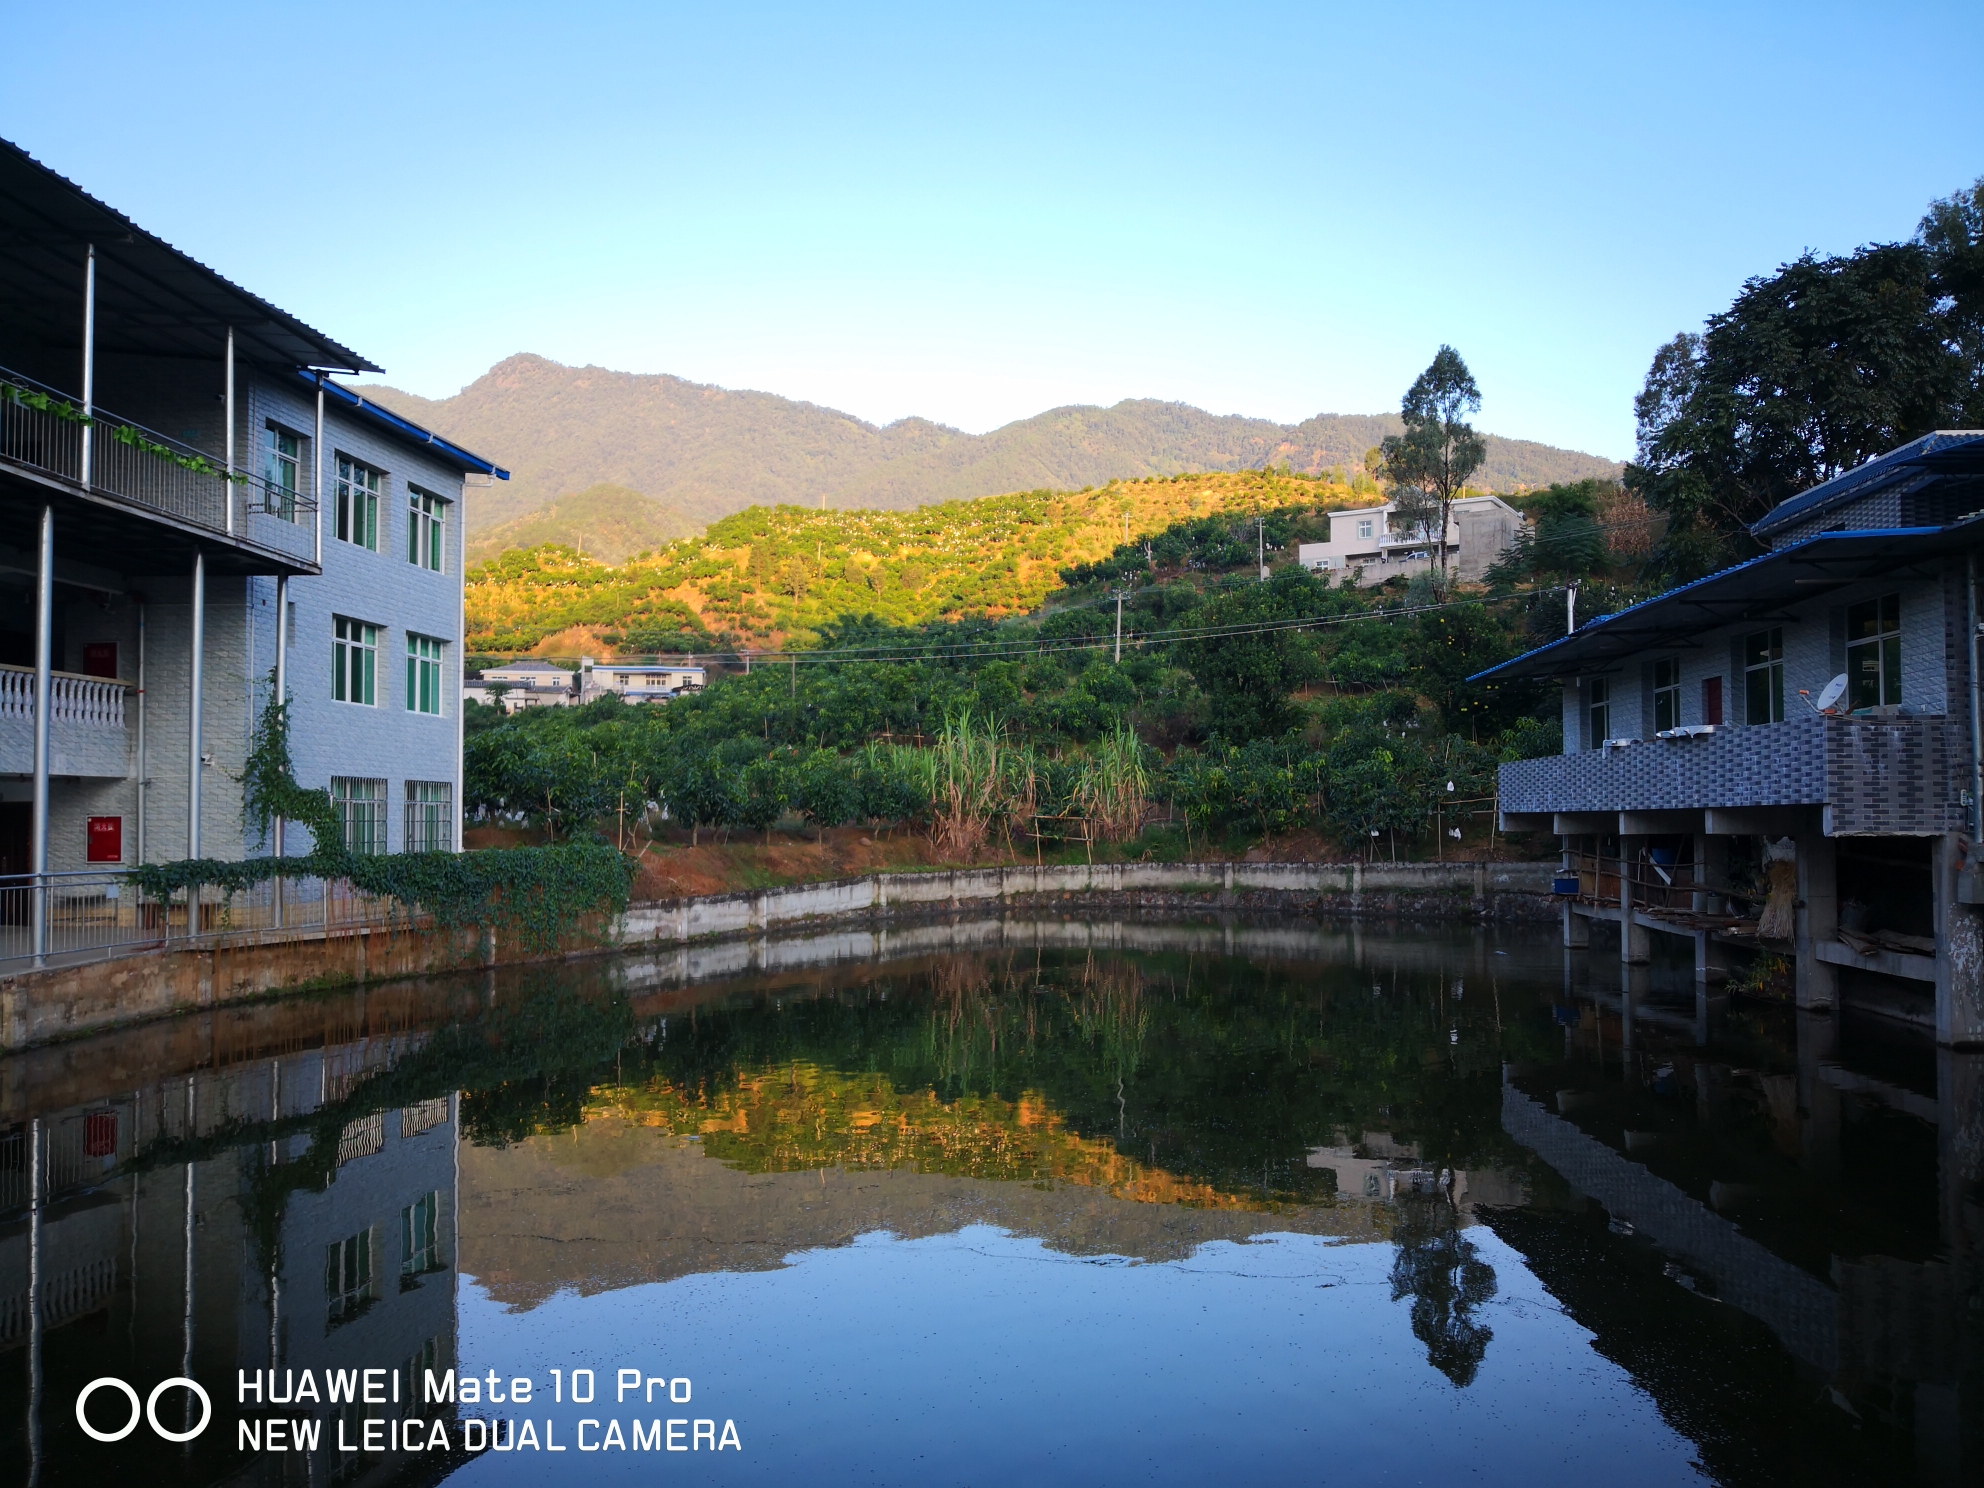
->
<box><xmin>1653</xmin><ymin>658</ymin><xmax>1681</xmax><ymax>733</ymax></box>
<box><xmin>407</xmin><ymin>488</ymin><xmax>445</xmax><ymax>571</ymax></box>
<box><xmin>1588</xmin><ymin>678</ymin><xmax>1610</xmax><ymax>749</ymax></box>
<box><xmin>333</xmin><ymin>618</ymin><xmax>377</xmax><ymax>705</ymax></box>
<box><xmin>1744</xmin><ymin>628</ymin><xmax>1784</xmax><ymax>724</ymax></box>
<box><xmin>264</xmin><ymin>426</ymin><xmax>301</xmax><ymax>522</ymax></box>
<box><xmin>405</xmin><ymin>780</ymin><xmax>452</xmax><ymax>853</ymax></box>
<box><xmin>406</xmin><ymin>633</ymin><xmax>443</xmax><ymax>715</ymax></box>
<box><xmin>1356</xmin><ymin>519</ymin><xmax>1374</xmax><ymax>540</ymax></box>
<box><xmin>331</xmin><ymin>777</ymin><xmax>387</xmax><ymax>855</ymax></box>
<box><xmin>325</xmin><ymin>1227</ymin><xmax>377</xmax><ymax>1327</ymax></box>
<box><xmin>1846</xmin><ymin>593</ymin><xmax>1901</xmax><ymax>710</ymax></box>
<box><xmin>401</xmin><ymin>1191</ymin><xmax>442</xmax><ymax>1278</ymax></box>
<box><xmin>335</xmin><ymin>456</ymin><xmax>381</xmax><ymax>550</ymax></box>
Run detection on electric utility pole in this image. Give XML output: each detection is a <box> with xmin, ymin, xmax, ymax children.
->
<box><xmin>1114</xmin><ymin>591</ymin><xmax>1124</xmax><ymax>663</ymax></box>
<box><xmin>1258</xmin><ymin>515</ymin><xmax>1267</xmax><ymax>581</ymax></box>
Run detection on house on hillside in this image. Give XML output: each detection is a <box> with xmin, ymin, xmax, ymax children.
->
<box><xmin>1296</xmin><ymin>493</ymin><xmax>1520</xmax><ymax>586</ymax></box>
<box><xmin>476</xmin><ymin>658</ymin><xmax>578</xmax><ymax>711</ymax></box>
<box><xmin>580</xmin><ymin>658</ymin><xmax>706</xmax><ymax>703</ymax></box>
<box><xmin>1476</xmin><ymin>431</ymin><xmax>1984</xmax><ymax>1048</ymax></box>
<box><xmin>0</xmin><ymin>137</ymin><xmax>505</xmax><ymax>934</ymax></box>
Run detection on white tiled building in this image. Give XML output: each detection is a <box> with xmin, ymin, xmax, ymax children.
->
<box><xmin>1297</xmin><ymin>493</ymin><xmax>1521</xmax><ymax>585</ymax></box>
<box><xmin>0</xmin><ymin>138</ymin><xmax>507</xmax><ymax>880</ymax></box>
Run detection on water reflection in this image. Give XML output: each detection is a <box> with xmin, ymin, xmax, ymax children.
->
<box><xmin>0</xmin><ymin>916</ymin><xmax>1975</xmax><ymax>1486</ymax></box>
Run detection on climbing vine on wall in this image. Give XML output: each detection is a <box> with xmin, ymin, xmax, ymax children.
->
<box><xmin>128</xmin><ymin>681</ymin><xmax>635</xmax><ymax>951</ymax></box>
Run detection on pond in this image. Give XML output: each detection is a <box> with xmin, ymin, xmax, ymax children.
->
<box><xmin>0</xmin><ymin>916</ymin><xmax>1975</xmax><ymax>1487</ymax></box>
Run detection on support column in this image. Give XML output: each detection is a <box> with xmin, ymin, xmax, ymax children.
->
<box><xmin>313</xmin><ymin>377</ymin><xmax>325</xmax><ymax>567</ymax></box>
<box><xmin>1620</xmin><ymin>835</ymin><xmax>1649</xmax><ymax>964</ymax></box>
<box><xmin>1561</xmin><ymin>836</ymin><xmax>1589</xmax><ymax>948</ymax></box>
<box><xmin>1797</xmin><ymin>1009</ymin><xmax>1841</xmax><ymax>1180</ymax></box>
<box><xmin>79</xmin><ymin>244</ymin><xmax>95</xmax><ymax>488</ymax></box>
<box><xmin>223</xmin><ymin>327</ymin><xmax>235</xmax><ymax>535</ymax></box>
<box><xmin>188</xmin><ymin>553</ymin><xmax>205</xmax><ymax>861</ymax></box>
<box><xmin>273</xmin><ymin>574</ymin><xmax>288</xmax><ymax>928</ymax></box>
<box><xmin>1794</xmin><ymin>831</ymin><xmax>1837</xmax><ymax>1012</ymax></box>
<box><xmin>1935</xmin><ymin>833</ymin><xmax>1984</xmax><ymax>1045</ymax></box>
<box><xmin>30</xmin><ymin>506</ymin><xmax>52</xmax><ymax>966</ymax></box>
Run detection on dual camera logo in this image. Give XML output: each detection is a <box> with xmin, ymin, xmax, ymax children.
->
<box><xmin>75</xmin><ymin>1377</ymin><xmax>213</xmax><ymax>1443</ymax></box>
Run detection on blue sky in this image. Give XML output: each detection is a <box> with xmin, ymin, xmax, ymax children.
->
<box><xmin>4</xmin><ymin>2</ymin><xmax>1978</xmax><ymax>459</ymax></box>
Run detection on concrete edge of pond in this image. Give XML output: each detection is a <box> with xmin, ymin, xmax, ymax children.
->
<box><xmin>0</xmin><ymin>859</ymin><xmax>1558</xmax><ymax>1050</ymax></box>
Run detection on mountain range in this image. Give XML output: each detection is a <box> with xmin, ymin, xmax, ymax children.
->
<box><xmin>356</xmin><ymin>354</ymin><xmax>1623</xmax><ymax>563</ymax></box>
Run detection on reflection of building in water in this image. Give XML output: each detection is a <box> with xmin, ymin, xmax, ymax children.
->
<box><xmin>0</xmin><ymin>1022</ymin><xmax>460</xmax><ymax>1487</ymax></box>
<box><xmin>1305</xmin><ymin>1133</ymin><xmax>1530</xmax><ymax>1211</ymax></box>
<box><xmin>1503</xmin><ymin>993</ymin><xmax>1982</xmax><ymax>1488</ymax></box>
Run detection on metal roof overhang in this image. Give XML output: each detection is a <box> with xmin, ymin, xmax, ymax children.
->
<box><xmin>1468</xmin><ymin>523</ymin><xmax>1984</xmax><ymax>683</ymax></box>
<box><xmin>1750</xmin><ymin>431</ymin><xmax>1984</xmax><ymax>539</ymax></box>
<box><xmin>307</xmin><ymin>374</ymin><xmax>509</xmax><ymax>479</ymax></box>
<box><xmin>0</xmin><ymin>138</ymin><xmax>379</xmax><ymax>376</ymax></box>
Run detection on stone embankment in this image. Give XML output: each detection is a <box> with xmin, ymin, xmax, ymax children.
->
<box><xmin>0</xmin><ymin>860</ymin><xmax>1555</xmax><ymax>1050</ymax></box>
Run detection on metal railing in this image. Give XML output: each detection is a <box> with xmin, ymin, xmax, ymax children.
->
<box><xmin>0</xmin><ymin>869</ymin><xmax>419</xmax><ymax>973</ymax></box>
<box><xmin>0</xmin><ymin>366</ymin><xmax>318</xmax><ymax>566</ymax></box>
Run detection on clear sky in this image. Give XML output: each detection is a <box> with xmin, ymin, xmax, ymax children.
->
<box><xmin>4</xmin><ymin>3</ymin><xmax>1979</xmax><ymax>460</ymax></box>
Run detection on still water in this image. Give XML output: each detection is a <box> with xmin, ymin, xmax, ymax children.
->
<box><xmin>1</xmin><ymin>917</ymin><xmax>1976</xmax><ymax>1486</ymax></box>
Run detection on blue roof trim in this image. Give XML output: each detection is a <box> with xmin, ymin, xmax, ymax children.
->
<box><xmin>1750</xmin><ymin>430</ymin><xmax>1984</xmax><ymax>538</ymax></box>
<box><xmin>1466</xmin><ymin>525</ymin><xmax>1957</xmax><ymax>683</ymax></box>
<box><xmin>303</xmin><ymin>372</ymin><xmax>510</xmax><ymax>479</ymax></box>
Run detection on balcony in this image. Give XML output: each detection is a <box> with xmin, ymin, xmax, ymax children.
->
<box><xmin>0</xmin><ymin>367</ymin><xmax>317</xmax><ymax>570</ymax></box>
<box><xmin>1498</xmin><ymin>713</ymin><xmax>1964</xmax><ymax>836</ymax></box>
<box><xmin>0</xmin><ymin>665</ymin><xmax>131</xmax><ymax>777</ymax></box>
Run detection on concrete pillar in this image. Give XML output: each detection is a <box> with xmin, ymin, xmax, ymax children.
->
<box><xmin>1562</xmin><ymin>902</ymin><xmax>1590</xmax><ymax>949</ymax></box>
<box><xmin>1693</xmin><ymin>929</ymin><xmax>1730</xmax><ymax>985</ymax></box>
<box><xmin>1694</xmin><ymin>832</ymin><xmax>1729</xmax><ymax>913</ymax></box>
<box><xmin>1620</xmin><ymin>835</ymin><xmax>1649</xmax><ymax>964</ymax></box>
<box><xmin>1797</xmin><ymin>1009</ymin><xmax>1840</xmax><ymax>1181</ymax></box>
<box><xmin>1935</xmin><ymin>833</ymin><xmax>1984</xmax><ymax>1046</ymax></box>
<box><xmin>1794</xmin><ymin>832</ymin><xmax>1837</xmax><ymax>1012</ymax></box>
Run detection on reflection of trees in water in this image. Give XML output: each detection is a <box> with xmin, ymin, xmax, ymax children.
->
<box><xmin>1389</xmin><ymin>1187</ymin><xmax>1497</xmax><ymax>1386</ymax></box>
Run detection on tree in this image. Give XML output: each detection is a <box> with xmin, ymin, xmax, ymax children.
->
<box><xmin>1630</xmin><ymin>186</ymin><xmax>1984</xmax><ymax>576</ymax></box>
<box><xmin>1175</xmin><ymin>569</ymin><xmax>1333</xmax><ymax>742</ymax></box>
<box><xmin>1380</xmin><ymin>348</ymin><xmax>1487</xmax><ymax>576</ymax></box>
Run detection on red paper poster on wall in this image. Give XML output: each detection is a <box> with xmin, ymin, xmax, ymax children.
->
<box><xmin>87</xmin><ymin>815</ymin><xmax>122</xmax><ymax>862</ymax></box>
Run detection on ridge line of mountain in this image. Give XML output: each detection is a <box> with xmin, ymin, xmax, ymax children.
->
<box><xmin>359</xmin><ymin>352</ymin><xmax>1622</xmax><ymax>560</ymax></box>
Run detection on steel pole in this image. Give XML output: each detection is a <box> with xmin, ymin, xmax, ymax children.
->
<box><xmin>313</xmin><ymin>376</ymin><xmax>325</xmax><ymax>566</ymax></box>
<box><xmin>188</xmin><ymin>552</ymin><xmax>205</xmax><ymax>861</ymax></box>
<box><xmin>223</xmin><ymin>328</ymin><xmax>235</xmax><ymax>534</ymax></box>
<box><xmin>80</xmin><ymin>245</ymin><xmax>95</xmax><ymax>488</ymax></box>
<box><xmin>30</xmin><ymin>506</ymin><xmax>53</xmax><ymax>966</ymax></box>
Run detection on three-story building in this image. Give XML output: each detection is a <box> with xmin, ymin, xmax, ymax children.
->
<box><xmin>0</xmin><ymin>138</ymin><xmax>505</xmax><ymax>932</ymax></box>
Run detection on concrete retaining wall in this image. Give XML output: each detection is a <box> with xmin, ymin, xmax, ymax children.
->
<box><xmin>0</xmin><ymin>860</ymin><xmax>1555</xmax><ymax>1050</ymax></box>
<box><xmin>626</xmin><ymin>859</ymin><xmax>1555</xmax><ymax>947</ymax></box>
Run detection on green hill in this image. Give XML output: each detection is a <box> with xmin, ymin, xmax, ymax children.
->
<box><xmin>466</xmin><ymin>482</ymin><xmax>696</xmax><ymax>565</ymax></box>
<box><xmin>363</xmin><ymin>354</ymin><xmax>1621</xmax><ymax>541</ymax></box>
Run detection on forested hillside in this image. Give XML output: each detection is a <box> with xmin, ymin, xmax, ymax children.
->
<box><xmin>366</xmin><ymin>353</ymin><xmax>1621</xmax><ymax>543</ymax></box>
<box><xmin>466</xmin><ymin>467</ymin><xmax>1374</xmax><ymax>656</ymax></box>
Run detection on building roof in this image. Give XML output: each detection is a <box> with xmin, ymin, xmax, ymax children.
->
<box><xmin>1749</xmin><ymin>430</ymin><xmax>1984</xmax><ymax>540</ymax></box>
<box><xmin>0</xmin><ymin>137</ymin><xmax>378</xmax><ymax>374</ymax></box>
<box><xmin>1466</xmin><ymin>521</ymin><xmax>1984</xmax><ymax>683</ymax></box>
<box><xmin>306</xmin><ymin>373</ymin><xmax>509</xmax><ymax>479</ymax></box>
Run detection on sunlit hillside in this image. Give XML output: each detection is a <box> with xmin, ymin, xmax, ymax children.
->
<box><xmin>465</xmin><ymin>467</ymin><xmax>1382</xmax><ymax>655</ymax></box>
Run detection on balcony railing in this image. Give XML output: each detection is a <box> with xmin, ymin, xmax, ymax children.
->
<box><xmin>0</xmin><ymin>366</ymin><xmax>317</xmax><ymax>566</ymax></box>
<box><xmin>0</xmin><ymin>869</ymin><xmax>419</xmax><ymax>973</ymax></box>
<box><xmin>0</xmin><ymin>665</ymin><xmax>131</xmax><ymax>777</ymax></box>
<box><xmin>0</xmin><ymin>665</ymin><xmax>127</xmax><ymax>728</ymax></box>
<box><xmin>1499</xmin><ymin>713</ymin><xmax>1965</xmax><ymax>835</ymax></box>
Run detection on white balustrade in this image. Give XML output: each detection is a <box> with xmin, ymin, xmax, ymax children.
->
<box><xmin>0</xmin><ymin>664</ymin><xmax>127</xmax><ymax>730</ymax></box>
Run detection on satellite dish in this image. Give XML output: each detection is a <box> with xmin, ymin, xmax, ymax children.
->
<box><xmin>1815</xmin><ymin>674</ymin><xmax>1848</xmax><ymax>712</ymax></box>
